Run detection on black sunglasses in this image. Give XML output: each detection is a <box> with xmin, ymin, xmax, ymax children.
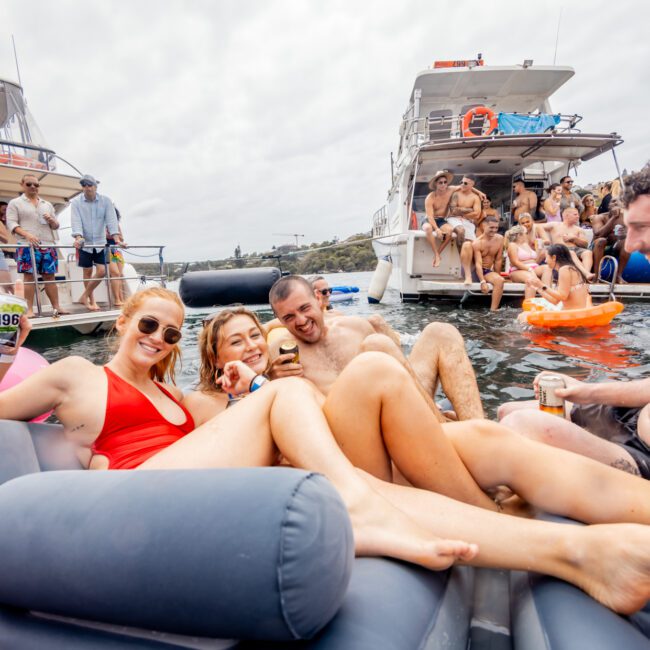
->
<box><xmin>80</xmin><ymin>182</ymin><xmax>94</xmax><ymax>187</ymax></box>
<box><xmin>137</xmin><ymin>316</ymin><xmax>182</xmax><ymax>344</ymax></box>
<box><xmin>24</xmin><ymin>182</ymin><xmax>40</xmax><ymax>188</ymax></box>
<box><xmin>319</xmin><ymin>288</ymin><xmax>332</xmax><ymax>296</ymax></box>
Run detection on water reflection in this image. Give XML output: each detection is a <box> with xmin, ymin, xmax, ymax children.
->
<box><xmin>28</xmin><ymin>272</ymin><xmax>650</xmax><ymax>418</ymax></box>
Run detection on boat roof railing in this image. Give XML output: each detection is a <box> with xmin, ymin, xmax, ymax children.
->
<box><xmin>0</xmin><ymin>243</ymin><xmax>167</xmax><ymax>319</ymax></box>
<box><xmin>0</xmin><ymin>137</ymin><xmax>82</xmax><ymax>176</ymax></box>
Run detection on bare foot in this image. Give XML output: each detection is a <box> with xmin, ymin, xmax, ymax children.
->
<box><xmin>79</xmin><ymin>294</ymin><xmax>100</xmax><ymax>311</ymax></box>
<box><xmin>52</xmin><ymin>308</ymin><xmax>70</xmax><ymax>315</ymax></box>
<box><xmin>586</xmin><ymin>272</ymin><xmax>596</xmax><ymax>283</ymax></box>
<box><xmin>463</xmin><ymin>276</ymin><xmax>472</xmax><ymax>286</ymax></box>
<box><xmin>349</xmin><ymin>490</ymin><xmax>478</xmax><ymax>571</ymax></box>
<box><xmin>568</xmin><ymin>524</ymin><xmax>650</xmax><ymax>615</ymax></box>
<box><xmin>25</xmin><ymin>311</ymin><xmax>34</xmax><ymax>318</ymax></box>
<box><xmin>432</xmin><ymin>251</ymin><xmax>440</xmax><ymax>268</ymax></box>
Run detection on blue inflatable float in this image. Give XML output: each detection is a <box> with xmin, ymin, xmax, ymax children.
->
<box><xmin>329</xmin><ymin>285</ymin><xmax>360</xmax><ymax>303</ymax></box>
<box><xmin>601</xmin><ymin>251</ymin><xmax>650</xmax><ymax>283</ymax></box>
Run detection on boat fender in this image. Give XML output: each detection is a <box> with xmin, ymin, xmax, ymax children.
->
<box><xmin>368</xmin><ymin>258</ymin><xmax>392</xmax><ymax>304</ymax></box>
<box><xmin>462</xmin><ymin>106</ymin><xmax>497</xmax><ymax>138</ymax></box>
<box><xmin>179</xmin><ymin>267</ymin><xmax>282</xmax><ymax>307</ymax></box>
<box><xmin>0</xmin><ymin>347</ymin><xmax>51</xmax><ymax>422</ymax></box>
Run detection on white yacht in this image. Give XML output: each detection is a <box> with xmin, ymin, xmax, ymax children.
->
<box><xmin>370</xmin><ymin>57</ymin><xmax>648</xmax><ymax>303</ymax></box>
<box><xmin>0</xmin><ymin>77</ymin><xmax>164</xmax><ymax>333</ymax></box>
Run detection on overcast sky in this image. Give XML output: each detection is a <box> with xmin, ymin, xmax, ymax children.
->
<box><xmin>1</xmin><ymin>0</ymin><xmax>648</xmax><ymax>262</ymax></box>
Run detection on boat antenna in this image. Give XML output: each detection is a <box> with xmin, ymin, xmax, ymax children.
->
<box><xmin>552</xmin><ymin>8</ymin><xmax>563</xmax><ymax>65</ymax></box>
<box><xmin>11</xmin><ymin>35</ymin><xmax>23</xmax><ymax>87</ymax></box>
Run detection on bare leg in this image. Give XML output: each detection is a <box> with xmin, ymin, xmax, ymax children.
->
<box><xmin>592</xmin><ymin>237</ymin><xmax>607</xmax><ymax>279</ymax></box>
<box><xmin>422</xmin><ymin>223</ymin><xmax>440</xmax><ymax>268</ymax></box>
<box><xmin>408</xmin><ymin>322</ymin><xmax>484</xmax><ymax>419</ymax></box>
<box><xmin>108</xmin><ymin>260</ymin><xmax>124</xmax><ymax>305</ymax></box>
<box><xmin>501</xmin><ymin>408</ymin><xmax>640</xmax><ymax>475</ymax></box>
<box><xmin>509</xmin><ymin>270</ymin><xmax>537</xmax><ymax>299</ymax></box>
<box><xmin>0</xmin><ymin>269</ymin><xmax>14</xmax><ymax>294</ymax></box>
<box><xmin>365</xmin><ymin>471</ymin><xmax>650</xmax><ymax>615</ymax></box>
<box><xmin>437</xmin><ymin>223</ymin><xmax>454</xmax><ymax>256</ymax></box>
<box><xmin>614</xmin><ymin>242</ymin><xmax>631</xmax><ymax>281</ymax></box>
<box><xmin>497</xmin><ymin>398</ymin><xmax>537</xmax><ymax>420</ymax></box>
<box><xmin>23</xmin><ymin>272</ymin><xmax>35</xmax><ymax>317</ymax></box>
<box><xmin>323</xmin><ymin>352</ymin><xmax>495</xmax><ymax>509</ymax></box>
<box><xmin>41</xmin><ymin>273</ymin><xmax>68</xmax><ymax>314</ymax></box>
<box><xmin>460</xmin><ymin>241</ymin><xmax>474</xmax><ymax>284</ymax></box>
<box><xmin>138</xmin><ymin>378</ymin><xmax>477</xmax><ymax>570</ymax></box>
<box><xmin>78</xmin><ymin>265</ymin><xmax>106</xmax><ymax>310</ymax></box>
<box><xmin>485</xmin><ymin>271</ymin><xmax>504</xmax><ymax>310</ymax></box>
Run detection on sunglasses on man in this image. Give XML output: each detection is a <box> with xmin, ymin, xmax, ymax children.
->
<box><xmin>24</xmin><ymin>182</ymin><xmax>40</xmax><ymax>188</ymax></box>
<box><xmin>319</xmin><ymin>288</ymin><xmax>332</xmax><ymax>296</ymax></box>
<box><xmin>137</xmin><ymin>316</ymin><xmax>183</xmax><ymax>344</ymax></box>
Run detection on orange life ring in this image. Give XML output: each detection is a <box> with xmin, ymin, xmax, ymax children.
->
<box><xmin>0</xmin><ymin>152</ymin><xmax>46</xmax><ymax>170</ymax></box>
<box><xmin>462</xmin><ymin>106</ymin><xmax>497</xmax><ymax>138</ymax></box>
<box><xmin>521</xmin><ymin>299</ymin><xmax>624</xmax><ymax>329</ymax></box>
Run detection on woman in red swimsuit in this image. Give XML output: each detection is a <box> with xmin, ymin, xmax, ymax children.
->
<box><xmin>5</xmin><ymin>291</ymin><xmax>650</xmax><ymax>614</ymax></box>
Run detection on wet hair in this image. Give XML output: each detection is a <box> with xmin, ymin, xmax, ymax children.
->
<box><xmin>269</xmin><ymin>275</ymin><xmax>315</xmax><ymax>311</ymax></box>
<box><xmin>622</xmin><ymin>165</ymin><xmax>650</xmax><ymax>208</ymax></box>
<box><xmin>546</xmin><ymin>244</ymin><xmax>587</xmax><ymax>281</ymax></box>
<box><xmin>118</xmin><ymin>287</ymin><xmax>184</xmax><ymax>383</ymax></box>
<box><xmin>198</xmin><ymin>306</ymin><xmax>267</xmax><ymax>394</ymax></box>
<box><xmin>505</xmin><ymin>225</ymin><xmax>526</xmax><ymax>243</ymax></box>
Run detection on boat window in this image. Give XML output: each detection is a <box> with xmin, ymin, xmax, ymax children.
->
<box><xmin>428</xmin><ymin>110</ymin><xmax>452</xmax><ymax>140</ymax></box>
<box><xmin>460</xmin><ymin>103</ymin><xmax>486</xmax><ymax>136</ymax></box>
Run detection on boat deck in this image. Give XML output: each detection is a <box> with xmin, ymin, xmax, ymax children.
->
<box><xmin>29</xmin><ymin>304</ymin><xmax>119</xmax><ymax>333</ymax></box>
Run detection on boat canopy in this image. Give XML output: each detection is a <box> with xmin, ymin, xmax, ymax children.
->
<box><xmin>411</xmin><ymin>65</ymin><xmax>575</xmax><ymax>114</ymax></box>
<box><xmin>415</xmin><ymin>132</ymin><xmax>623</xmax><ymax>177</ymax></box>
<box><xmin>0</xmin><ymin>79</ymin><xmax>49</xmax><ymax>150</ymax></box>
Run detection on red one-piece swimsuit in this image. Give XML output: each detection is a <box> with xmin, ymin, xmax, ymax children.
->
<box><xmin>90</xmin><ymin>366</ymin><xmax>195</xmax><ymax>470</ymax></box>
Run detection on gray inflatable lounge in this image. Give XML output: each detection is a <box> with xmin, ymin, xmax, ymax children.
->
<box><xmin>0</xmin><ymin>420</ymin><xmax>648</xmax><ymax>649</ymax></box>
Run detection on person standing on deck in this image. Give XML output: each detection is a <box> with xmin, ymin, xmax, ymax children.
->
<box><xmin>559</xmin><ymin>176</ymin><xmax>584</xmax><ymax>217</ymax></box>
<box><xmin>6</xmin><ymin>174</ymin><xmax>68</xmax><ymax>317</ymax></box>
<box><xmin>512</xmin><ymin>181</ymin><xmax>538</xmax><ymax>221</ymax></box>
<box><xmin>71</xmin><ymin>174</ymin><xmax>122</xmax><ymax>312</ymax></box>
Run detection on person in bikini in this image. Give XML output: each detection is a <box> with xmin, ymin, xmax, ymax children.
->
<box><xmin>471</xmin><ymin>216</ymin><xmax>505</xmax><ymax>310</ymax></box>
<box><xmin>504</xmin><ymin>225</ymin><xmax>545</xmax><ymax>299</ymax></box>
<box><xmin>179</xmin><ymin>303</ymin><xmax>650</xmax><ymax>616</ymax></box>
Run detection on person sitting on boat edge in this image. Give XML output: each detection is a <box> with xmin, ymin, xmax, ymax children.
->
<box><xmin>448</xmin><ymin>174</ymin><xmax>482</xmax><ymax>284</ymax></box>
<box><xmin>512</xmin><ymin>180</ymin><xmax>538</xmax><ymax>222</ymax></box>
<box><xmin>185</xmin><ymin>304</ymin><xmax>650</xmax><ymax>616</ymax></box>
<box><xmin>590</xmin><ymin>199</ymin><xmax>630</xmax><ymax>282</ymax></box>
<box><xmin>471</xmin><ymin>217</ymin><xmax>505</xmax><ymax>311</ymax></box>
<box><xmin>6</xmin><ymin>174</ymin><xmax>70</xmax><ymax>318</ymax></box>
<box><xmin>538</xmin><ymin>206</ymin><xmax>595</xmax><ymax>279</ymax></box>
<box><xmin>516</xmin><ymin>212</ymin><xmax>550</xmax><ymax>253</ymax></box>
<box><xmin>422</xmin><ymin>170</ymin><xmax>458</xmax><ymax>267</ymax></box>
<box><xmin>504</xmin><ymin>225</ymin><xmax>545</xmax><ymax>299</ymax></box>
<box><xmin>71</xmin><ymin>174</ymin><xmax>123</xmax><ymax>312</ymax></box>
<box><xmin>306</xmin><ymin>275</ymin><xmax>344</xmax><ymax>316</ymax></box>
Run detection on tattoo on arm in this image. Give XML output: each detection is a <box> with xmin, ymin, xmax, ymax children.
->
<box><xmin>611</xmin><ymin>457</ymin><xmax>641</xmax><ymax>476</ymax></box>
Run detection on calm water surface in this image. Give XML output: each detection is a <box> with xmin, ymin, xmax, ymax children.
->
<box><xmin>30</xmin><ymin>272</ymin><xmax>650</xmax><ymax>418</ymax></box>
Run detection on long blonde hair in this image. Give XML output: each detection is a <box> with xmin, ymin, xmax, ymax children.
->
<box><xmin>198</xmin><ymin>307</ymin><xmax>268</xmax><ymax>394</ymax></box>
<box><xmin>118</xmin><ymin>287</ymin><xmax>184</xmax><ymax>383</ymax></box>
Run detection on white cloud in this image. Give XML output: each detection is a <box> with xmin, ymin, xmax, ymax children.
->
<box><xmin>1</xmin><ymin>0</ymin><xmax>648</xmax><ymax>261</ymax></box>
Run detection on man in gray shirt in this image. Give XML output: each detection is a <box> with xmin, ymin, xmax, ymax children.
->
<box><xmin>71</xmin><ymin>174</ymin><xmax>122</xmax><ymax>311</ymax></box>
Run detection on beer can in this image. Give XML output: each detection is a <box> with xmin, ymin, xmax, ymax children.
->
<box><xmin>538</xmin><ymin>374</ymin><xmax>566</xmax><ymax>417</ymax></box>
<box><xmin>0</xmin><ymin>294</ymin><xmax>27</xmax><ymax>348</ymax></box>
<box><xmin>279</xmin><ymin>340</ymin><xmax>299</xmax><ymax>364</ymax></box>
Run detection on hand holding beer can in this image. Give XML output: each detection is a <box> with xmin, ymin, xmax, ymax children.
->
<box><xmin>279</xmin><ymin>340</ymin><xmax>299</xmax><ymax>365</ymax></box>
<box><xmin>538</xmin><ymin>374</ymin><xmax>566</xmax><ymax>417</ymax></box>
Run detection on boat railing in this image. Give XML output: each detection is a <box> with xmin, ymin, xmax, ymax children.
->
<box><xmin>0</xmin><ymin>138</ymin><xmax>83</xmax><ymax>176</ymax></box>
<box><xmin>0</xmin><ymin>243</ymin><xmax>166</xmax><ymax>318</ymax></box>
<box><xmin>401</xmin><ymin>111</ymin><xmax>584</xmax><ymax>151</ymax></box>
<box><xmin>372</xmin><ymin>205</ymin><xmax>387</xmax><ymax>237</ymax></box>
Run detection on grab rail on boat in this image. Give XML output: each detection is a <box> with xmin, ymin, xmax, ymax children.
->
<box><xmin>0</xmin><ymin>138</ymin><xmax>83</xmax><ymax>175</ymax></box>
<box><xmin>401</xmin><ymin>112</ymin><xmax>585</xmax><ymax>149</ymax></box>
<box><xmin>0</xmin><ymin>243</ymin><xmax>167</xmax><ymax>318</ymax></box>
<box><xmin>597</xmin><ymin>254</ymin><xmax>619</xmax><ymax>302</ymax></box>
<box><xmin>372</xmin><ymin>205</ymin><xmax>388</xmax><ymax>237</ymax></box>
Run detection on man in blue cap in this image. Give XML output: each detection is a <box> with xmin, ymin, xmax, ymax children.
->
<box><xmin>71</xmin><ymin>174</ymin><xmax>122</xmax><ymax>311</ymax></box>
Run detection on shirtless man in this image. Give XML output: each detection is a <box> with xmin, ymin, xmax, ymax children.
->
<box><xmin>422</xmin><ymin>170</ymin><xmax>457</xmax><ymax>267</ymax></box>
<box><xmin>447</xmin><ymin>175</ymin><xmax>482</xmax><ymax>284</ymax></box>
<box><xmin>541</xmin><ymin>206</ymin><xmax>594</xmax><ymax>277</ymax></box>
<box><xmin>590</xmin><ymin>201</ymin><xmax>630</xmax><ymax>281</ymax></box>
<box><xmin>512</xmin><ymin>180</ymin><xmax>538</xmax><ymax>221</ymax></box>
<box><xmin>472</xmin><ymin>216</ymin><xmax>505</xmax><ymax>311</ymax></box>
<box><xmin>268</xmin><ymin>275</ymin><xmax>483</xmax><ymax>421</ymax></box>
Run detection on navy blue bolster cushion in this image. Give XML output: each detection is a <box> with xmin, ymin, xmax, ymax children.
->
<box><xmin>0</xmin><ymin>467</ymin><xmax>354</xmax><ymax>641</ymax></box>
